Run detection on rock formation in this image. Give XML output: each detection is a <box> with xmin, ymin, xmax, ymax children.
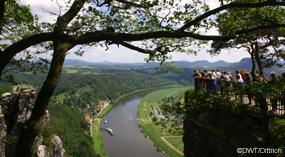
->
<box><xmin>0</xmin><ymin>104</ymin><xmax>6</xmax><ymax>157</ymax></box>
<box><xmin>0</xmin><ymin>86</ymin><xmax>65</xmax><ymax>157</ymax></box>
<box><xmin>0</xmin><ymin>86</ymin><xmax>37</xmax><ymax>156</ymax></box>
<box><xmin>51</xmin><ymin>135</ymin><xmax>65</xmax><ymax>157</ymax></box>
<box><xmin>183</xmin><ymin>97</ymin><xmax>264</xmax><ymax>157</ymax></box>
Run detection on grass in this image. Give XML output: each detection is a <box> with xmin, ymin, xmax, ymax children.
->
<box><xmin>65</xmin><ymin>68</ymin><xmax>79</xmax><ymax>74</ymax></box>
<box><xmin>92</xmin><ymin>118</ymin><xmax>107</xmax><ymax>157</ymax></box>
<box><xmin>164</xmin><ymin>136</ymin><xmax>183</xmax><ymax>153</ymax></box>
<box><xmin>82</xmin><ymin>71</ymin><xmax>100</xmax><ymax>75</ymax></box>
<box><xmin>137</xmin><ymin>87</ymin><xmax>191</xmax><ymax>157</ymax></box>
<box><xmin>96</xmin><ymin>104</ymin><xmax>113</xmax><ymax>119</ymax></box>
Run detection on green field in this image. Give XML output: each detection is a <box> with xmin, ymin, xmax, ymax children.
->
<box><xmin>164</xmin><ymin>136</ymin><xmax>184</xmax><ymax>152</ymax></box>
<box><xmin>65</xmin><ymin>68</ymin><xmax>79</xmax><ymax>74</ymax></box>
<box><xmin>137</xmin><ymin>87</ymin><xmax>191</xmax><ymax>157</ymax></box>
<box><xmin>92</xmin><ymin>118</ymin><xmax>107</xmax><ymax>157</ymax></box>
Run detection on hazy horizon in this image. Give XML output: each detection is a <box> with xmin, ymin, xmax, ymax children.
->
<box><xmin>64</xmin><ymin>56</ymin><xmax>248</xmax><ymax>64</ymax></box>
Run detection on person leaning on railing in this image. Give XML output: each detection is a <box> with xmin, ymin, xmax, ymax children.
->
<box><xmin>234</xmin><ymin>74</ymin><xmax>244</xmax><ymax>104</ymax></box>
<box><xmin>243</xmin><ymin>72</ymin><xmax>252</xmax><ymax>104</ymax></box>
<box><xmin>193</xmin><ymin>70</ymin><xmax>201</xmax><ymax>92</ymax></box>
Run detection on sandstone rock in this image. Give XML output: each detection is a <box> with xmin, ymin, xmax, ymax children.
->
<box><xmin>37</xmin><ymin>145</ymin><xmax>50</xmax><ymax>157</ymax></box>
<box><xmin>51</xmin><ymin>135</ymin><xmax>65</xmax><ymax>157</ymax></box>
<box><xmin>0</xmin><ymin>86</ymin><xmax>66</xmax><ymax>157</ymax></box>
<box><xmin>0</xmin><ymin>86</ymin><xmax>37</xmax><ymax>157</ymax></box>
<box><xmin>0</xmin><ymin>106</ymin><xmax>6</xmax><ymax>157</ymax></box>
<box><xmin>1</xmin><ymin>93</ymin><xmax>11</xmax><ymax>98</ymax></box>
<box><xmin>33</xmin><ymin>135</ymin><xmax>44</xmax><ymax>151</ymax></box>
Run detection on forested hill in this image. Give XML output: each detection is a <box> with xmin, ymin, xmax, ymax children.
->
<box><xmin>64</xmin><ymin>59</ymin><xmax>232</xmax><ymax>69</ymax></box>
<box><xmin>0</xmin><ymin>66</ymin><xmax>186</xmax><ymax>157</ymax></box>
<box><xmin>220</xmin><ymin>58</ymin><xmax>285</xmax><ymax>75</ymax></box>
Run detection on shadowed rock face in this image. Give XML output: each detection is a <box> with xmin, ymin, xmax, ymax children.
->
<box><xmin>0</xmin><ymin>86</ymin><xmax>37</xmax><ymax>157</ymax></box>
<box><xmin>34</xmin><ymin>135</ymin><xmax>65</xmax><ymax>157</ymax></box>
<box><xmin>183</xmin><ymin>107</ymin><xmax>264</xmax><ymax>157</ymax></box>
<box><xmin>0</xmin><ymin>105</ymin><xmax>6</xmax><ymax>157</ymax></box>
<box><xmin>0</xmin><ymin>86</ymin><xmax>64</xmax><ymax>157</ymax></box>
<box><xmin>51</xmin><ymin>135</ymin><xmax>65</xmax><ymax>157</ymax></box>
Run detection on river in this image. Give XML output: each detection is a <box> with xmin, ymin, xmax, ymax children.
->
<box><xmin>102</xmin><ymin>95</ymin><xmax>165</xmax><ymax>157</ymax></box>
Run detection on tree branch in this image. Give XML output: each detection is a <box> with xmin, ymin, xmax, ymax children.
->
<box><xmin>96</xmin><ymin>0</ymin><xmax>147</xmax><ymax>8</ymax></box>
<box><xmin>55</xmin><ymin>0</ymin><xmax>87</xmax><ymax>32</ymax></box>
<box><xmin>1</xmin><ymin>22</ymin><xmax>285</xmax><ymax>70</ymax></box>
<box><xmin>178</xmin><ymin>1</ymin><xmax>285</xmax><ymax>31</ymax></box>
<box><xmin>76</xmin><ymin>31</ymin><xmax>233</xmax><ymax>44</ymax></box>
<box><xmin>1</xmin><ymin>23</ymin><xmax>285</xmax><ymax>76</ymax></box>
<box><xmin>118</xmin><ymin>41</ymin><xmax>155</xmax><ymax>55</ymax></box>
<box><xmin>0</xmin><ymin>32</ymin><xmax>75</xmax><ymax>73</ymax></box>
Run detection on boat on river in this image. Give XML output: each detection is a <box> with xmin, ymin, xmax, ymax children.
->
<box><xmin>105</xmin><ymin>127</ymin><xmax>113</xmax><ymax>136</ymax></box>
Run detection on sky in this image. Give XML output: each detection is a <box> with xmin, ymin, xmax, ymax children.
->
<box><xmin>19</xmin><ymin>0</ymin><xmax>250</xmax><ymax>63</ymax></box>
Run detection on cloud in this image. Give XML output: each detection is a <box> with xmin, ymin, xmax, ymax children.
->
<box><xmin>19</xmin><ymin>0</ymin><xmax>75</xmax><ymax>23</ymax></box>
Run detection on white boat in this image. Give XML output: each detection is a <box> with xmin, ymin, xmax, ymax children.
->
<box><xmin>103</xmin><ymin>119</ymin><xmax>108</xmax><ymax>124</ymax></box>
<box><xmin>105</xmin><ymin>127</ymin><xmax>113</xmax><ymax>136</ymax></box>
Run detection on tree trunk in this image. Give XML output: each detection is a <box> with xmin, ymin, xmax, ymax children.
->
<box><xmin>254</xmin><ymin>42</ymin><xmax>264</xmax><ymax>77</ymax></box>
<box><xmin>255</xmin><ymin>93</ymin><xmax>270</xmax><ymax>146</ymax></box>
<box><xmin>249</xmin><ymin>51</ymin><xmax>257</xmax><ymax>81</ymax></box>
<box><xmin>0</xmin><ymin>0</ymin><xmax>6</xmax><ymax>33</ymax></box>
<box><xmin>14</xmin><ymin>41</ymin><xmax>73</xmax><ymax>157</ymax></box>
<box><xmin>0</xmin><ymin>0</ymin><xmax>6</xmax><ymax>78</ymax></box>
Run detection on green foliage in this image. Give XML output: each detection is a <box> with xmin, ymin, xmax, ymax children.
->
<box><xmin>216</xmin><ymin>0</ymin><xmax>285</xmax><ymax>37</ymax></box>
<box><xmin>2</xmin><ymin>0</ymin><xmax>38</xmax><ymax>44</ymax></box>
<box><xmin>212</xmin><ymin>0</ymin><xmax>285</xmax><ymax>65</ymax></box>
<box><xmin>43</xmin><ymin>103</ymin><xmax>98</xmax><ymax>157</ymax></box>
<box><xmin>184</xmin><ymin>87</ymin><xmax>285</xmax><ymax>153</ymax></box>
<box><xmin>270</xmin><ymin>118</ymin><xmax>285</xmax><ymax>150</ymax></box>
<box><xmin>242</xmin><ymin>79</ymin><xmax>285</xmax><ymax>100</ymax></box>
<box><xmin>184</xmin><ymin>90</ymin><xmax>248</xmax><ymax>113</ymax></box>
<box><xmin>5</xmin><ymin>0</ymin><xmax>34</xmax><ymax>24</ymax></box>
<box><xmin>56</xmin><ymin>68</ymin><xmax>178</xmax><ymax>114</ymax></box>
<box><xmin>37</xmin><ymin>68</ymin><xmax>182</xmax><ymax>157</ymax></box>
<box><xmin>92</xmin><ymin>118</ymin><xmax>107</xmax><ymax>157</ymax></box>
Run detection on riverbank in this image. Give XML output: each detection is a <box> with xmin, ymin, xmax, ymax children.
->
<box><xmin>137</xmin><ymin>87</ymin><xmax>191</xmax><ymax>157</ymax></box>
<box><xmin>92</xmin><ymin>85</ymin><xmax>185</xmax><ymax>157</ymax></box>
<box><xmin>92</xmin><ymin>118</ymin><xmax>107</xmax><ymax>157</ymax></box>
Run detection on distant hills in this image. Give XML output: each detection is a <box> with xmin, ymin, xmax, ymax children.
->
<box><xmin>221</xmin><ymin>58</ymin><xmax>253</xmax><ymax>71</ymax></box>
<box><xmin>64</xmin><ymin>58</ymin><xmax>284</xmax><ymax>74</ymax></box>
<box><xmin>220</xmin><ymin>58</ymin><xmax>285</xmax><ymax>75</ymax></box>
<box><xmin>64</xmin><ymin>59</ymin><xmax>233</xmax><ymax>69</ymax></box>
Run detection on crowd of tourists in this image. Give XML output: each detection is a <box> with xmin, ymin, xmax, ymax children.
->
<box><xmin>194</xmin><ymin>69</ymin><xmax>250</xmax><ymax>93</ymax></box>
<box><xmin>193</xmin><ymin>69</ymin><xmax>285</xmax><ymax>111</ymax></box>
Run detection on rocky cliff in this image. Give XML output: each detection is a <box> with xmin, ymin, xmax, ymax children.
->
<box><xmin>0</xmin><ymin>86</ymin><xmax>65</xmax><ymax>157</ymax></box>
<box><xmin>183</xmin><ymin>91</ymin><xmax>264</xmax><ymax>157</ymax></box>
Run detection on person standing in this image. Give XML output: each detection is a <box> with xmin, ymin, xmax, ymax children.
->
<box><xmin>216</xmin><ymin>69</ymin><xmax>222</xmax><ymax>91</ymax></box>
<box><xmin>243</xmin><ymin>72</ymin><xmax>252</xmax><ymax>104</ymax></box>
<box><xmin>193</xmin><ymin>70</ymin><xmax>201</xmax><ymax>92</ymax></box>
<box><xmin>209</xmin><ymin>73</ymin><xmax>218</xmax><ymax>92</ymax></box>
<box><xmin>235</xmin><ymin>74</ymin><xmax>244</xmax><ymax>104</ymax></box>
